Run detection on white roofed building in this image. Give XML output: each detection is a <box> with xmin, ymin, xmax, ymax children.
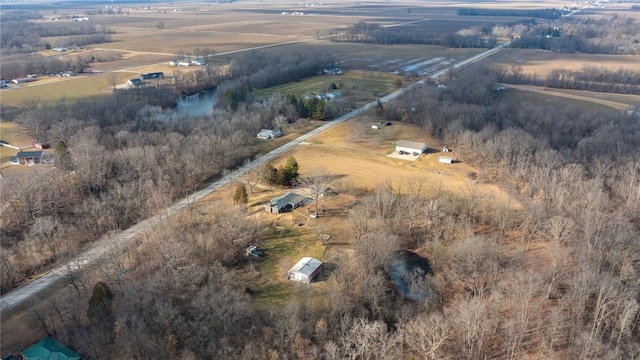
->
<box><xmin>396</xmin><ymin>140</ymin><xmax>428</xmax><ymax>154</ymax></box>
<box><xmin>288</xmin><ymin>257</ymin><xmax>323</xmax><ymax>283</ymax></box>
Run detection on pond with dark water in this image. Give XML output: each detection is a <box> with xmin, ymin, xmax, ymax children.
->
<box><xmin>175</xmin><ymin>89</ymin><xmax>216</xmax><ymax>117</ymax></box>
<box><xmin>387</xmin><ymin>250</ymin><xmax>432</xmax><ymax>301</ymax></box>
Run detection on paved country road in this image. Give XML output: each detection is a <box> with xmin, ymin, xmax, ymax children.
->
<box><xmin>0</xmin><ymin>42</ymin><xmax>507</xmax><ymax>317</ymax></box>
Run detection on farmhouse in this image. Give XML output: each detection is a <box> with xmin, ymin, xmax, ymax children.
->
<box><xmin>257</xmin><ymin>129</ymin><xmax>282</xmax><ymax>139</ymax></box>
<box><xmin>126</xmin><ymin>78</ymin><xmax>144</xmax><ymax>87</ymax></box>
<box><xmin>139</xmin><ymin>72</ymin><xmax>165</xmax><ymax>80</ymax></box>
<box><xmin>396</xmin><ymin>140</ymin><xmax>428</xmax><ymax>154</ymax></box>
<box><xmin>265</xmin><ymin>192</ymin><xmax>307</xmax><ymax>214</ymax></box>
<box><xmin>288</xmin><ymin>257</ymin><xmax>324</xmax><ymax>283</ymax></box>
<box><xmin>10</xmin><ymin>151</ymin><xmax>51</xmax><ymax>165</ymax></box>
<box><xmin>21</xmin><ymin>337</ymin><xmax>81</xmax><ymax>360</ymax></box>
<box><xmin>191</xmin><ymin>58</ymin><xmax>206</xmax><ymax>66</ymax></box>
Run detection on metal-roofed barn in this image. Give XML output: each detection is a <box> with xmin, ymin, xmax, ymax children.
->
<box><xmin>21</xmin><ymin>337</ymin><xmax>81</xmax><ymax>360</ymax></box>
<box><xmin>396</xmin><ymin>140</ymin><xmax>428</xmax><ymax>154</ymax></box>
<box><xmin>288</xmin><ymin>257</ymin><xmax>323</xmax><ymax>283</ymax></box>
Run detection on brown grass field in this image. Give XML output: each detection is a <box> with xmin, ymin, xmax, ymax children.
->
<box><xmin>490</xmin><ymin>48</ymin><xmax>640</xmax><ymax>79</ymax></box>
<box><xmin>506</xmin><ymin>84</ymin><xmax>640</xmax><ymax>111</ymax></box>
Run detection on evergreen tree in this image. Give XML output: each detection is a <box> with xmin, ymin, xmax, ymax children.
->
<box><xmin>279</xmin><ymin>156</ymin><xmax>299</xmax><ymax>186</ymax></box>
<box><xmin>54</xmin><ymin>140</ymin><xmax>73</xmax><ymax>171</ymax></box>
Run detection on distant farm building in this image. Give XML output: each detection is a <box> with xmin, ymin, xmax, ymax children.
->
<box><xmin>126</xmin><ymin>78</ymin><xmax>144</xmax><ymax>87</ymax></box>
<box><xmin>396</xmin><ymin>140</ymin><xmax>428</xmax><ymax>154</ymax></box>
<box><xmin>323</xmin><ymin>67</ymin><xmax>343</xmax><ymax>75</ymax></box>
<box><xmin>139</xmin><ymin>72</ymin><xmax>165</xmax><ymax>80</ymax></box>
<box><xmin>288</xmin><ymin>257</ymin><xmax>324</xmax><ymax>283</ymax></box>
<box><xmin>257</xmin><ymin>129</ymin><xmax>282</xmax><ymax>139</ymax></box>
<box><xmin>439</xmin><ymin>156</ymin><xmax>453</xmax><ymax>164</ymax></box>
<box><xmin>10</xmin><ymin>151</ymin><xmax>52</xmax><ymax>165</ymax></box>
<box><xmin>265</xmin><ymin>192</ymin><xmax>307</xmax><ymax>214</ymax></box>
<box><xmin>12</xmin><ymin>77</ymin><xmax>35</xmax><ymax>84</ymax></box>
<box><xmin>21</xmin><ymin>337</ymin><xmax>81</xmax><ymax>360</ymax></box>
<box><xmin>191</xmin><ymin>58</ymin><xmax>207</xmax><ymax>66</ymax></box>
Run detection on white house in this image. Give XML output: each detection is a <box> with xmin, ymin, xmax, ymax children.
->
<box><xmin>257</xmin><ymin>129</ymin><xmax>282</xmax><ymax>140</ymax></box>
<box><xmin>126</xmin><ymin>78</ymin><xmax>144</xmax><ymax>87</ymax></box>
<box><xmin>396</xmin><ymin>140</ymin><xmax>428</xmax><ymax>154</ymax></box>
<box><xmin>288</xmin><ymin>257</ymin><xmax>324</xmax><ymax>283</ymax></box>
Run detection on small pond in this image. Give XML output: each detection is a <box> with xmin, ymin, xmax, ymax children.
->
<box><xmin>176</xmin><ymin>89</ymin><xmax>216</xmax><ymax>117</ymax></box>
<box><xmin>387</xmin><ymin>250</ymin><xmax>432</xmax><ymax>301</ymax></box>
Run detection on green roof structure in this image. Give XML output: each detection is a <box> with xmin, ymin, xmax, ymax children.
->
<box><xmin>21</xmin><ymin>337</ymin><xmax>81</xmax><ymax>360</ymax></box>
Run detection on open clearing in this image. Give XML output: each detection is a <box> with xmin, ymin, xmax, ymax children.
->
<box><xmin>505</xmin><ymin>84</ymin><xmax>640</xmax><ymax>111</ymax></box>
<box><xmin>491</xmin><ymin>48</ymin><xmax>640</xmax><ymax>79</ymax></box>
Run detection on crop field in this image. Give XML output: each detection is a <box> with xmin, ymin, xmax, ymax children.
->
<box><xmin>490</xmin><ymin>48</ymin><xmax>640</xmax><ymax>78</ymax></box>
<box><xmin>506</xmin><ymin>85</ymin><xmax>640</xmax><ymax>110</ymax></box>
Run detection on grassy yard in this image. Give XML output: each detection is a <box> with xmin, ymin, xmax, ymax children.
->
<box><xmin>254</xmin><ymin>70</ymin><xmax>404</xmax><ymax>102</ymax></box>
<box><xmin>0</xmin><ymin>72</ymin><xmax>135</xmax><ymax>107</ymax></box>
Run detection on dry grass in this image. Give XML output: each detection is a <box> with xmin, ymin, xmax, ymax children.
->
<box><xmin>255</xmin><ymin>69</ymin><xmax>403</xmax><ymax>101</ymax></box>
<box><xmin>0</xmin><ymin>73</ymin><xmax>135</xmax><ymax>107</ymax></box>
<box><xmin>491</xmin><ymin>48</ymin><xmax>640</xmax><ymax>79</ymax></box>
<box><xmin>272</xmin><ymin>118</ymin><xmax>513</xmax><ymax>202</ymax></box>
<box><xmin>505</xmin><ymin>84</ymin><xmax>640</xmax><ymax>110</ymax></box>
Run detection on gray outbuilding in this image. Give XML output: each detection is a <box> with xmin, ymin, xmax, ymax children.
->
<box><xmin>288</xmin><ymin>257</ymin><xmax>323</xmax><ymax>283</ymax></box>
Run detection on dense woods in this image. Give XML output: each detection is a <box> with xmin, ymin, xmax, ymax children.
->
<box><xmin>2</xmin><ymin>3</ymin><xmax>639</xmax><ymax>353</ymax></box>
<box><xmin>4</xmin><ymin>58</ymin><xmax>638</xmax><ymax>358</ymax></box>
<box><xmin>510</xmin><ymin>15</ymin><xmax>640</xmax><ymax>55</ymax></box>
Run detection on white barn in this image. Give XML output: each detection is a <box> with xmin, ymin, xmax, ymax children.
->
<box><xmin>396</xmin><ymin>140</ymin><xmax>428</xmax><ymax>154</ymax></box>
<box><xmin>288</xmin><ymin>257</ymin><xmax>323</xmax><ymax>283</ymax></box>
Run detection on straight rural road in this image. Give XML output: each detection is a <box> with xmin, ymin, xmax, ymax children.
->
<box><xmin>0</xmin><ymin>41</ymin><xmax>507</xmax><ymax>317</ymax></box>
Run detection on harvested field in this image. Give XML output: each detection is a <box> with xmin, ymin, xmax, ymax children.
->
<box><xmin>505</xmin><ymin>84</ymin><xmax>640</xmax><ymax>110</ymax></box>
<box><xmin>490</xmin><ymin>48</ymin><xmax>640</xmax><ymax>79</ymax></box>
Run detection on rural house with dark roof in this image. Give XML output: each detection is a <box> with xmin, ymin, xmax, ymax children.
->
<box><xmin>265</xmin><ymin>192</ymin><xmax>307</xmax><ymax>214</ymax></box>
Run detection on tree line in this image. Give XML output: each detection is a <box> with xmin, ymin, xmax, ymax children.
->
<box><xmin>510</xmin><ymin>15</ymin><xmax>640</xmax><ymax>55</ymax></box>
<box><xmin>489</xmin><ymin>64</ymin><xmax>640</xmax><ymax>95</ymax></box>
<box><xmin>457</xmin><ymin>8</ymin><xmax>563</xmax><ymax>20</ymax></box>
<box><xmin>326</xmin><ymin>21</ymin><xmax>498</xmax><ymax>48</ymax></box>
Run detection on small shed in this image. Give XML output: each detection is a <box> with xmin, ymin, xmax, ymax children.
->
<box><xmin>288</xmin><ymin>257</ymin><xmax>323</xmax><ymax>283</ymax></box>
<box><xmin>21</xmin><ymin>337</ymin><xmax>81</xmax><ymax>360</ymax></box>
<box><xmin>396</xmin><ymin>140</ymin><xmax>428</xmax><ymax>154</ymax></box>
<box><xmin>439</xmin><ymin>156</ymin><xmax>453</xmax><ymax>164</ymax></box>
<box><xmin>257</xmin><ymin>129</ymin><xmax>282</xmax><ymax>140</ymax></box>
<box><xmin>265</xmin><ymin>192</ymin><xmax>307</xmax><ymax>214</ymax></box>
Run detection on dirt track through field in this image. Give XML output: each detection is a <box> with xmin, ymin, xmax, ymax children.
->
<box><xmin>504</xmin><ymin>84</ymin><xmax>634</xmax><ymax>111</ymax></box>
